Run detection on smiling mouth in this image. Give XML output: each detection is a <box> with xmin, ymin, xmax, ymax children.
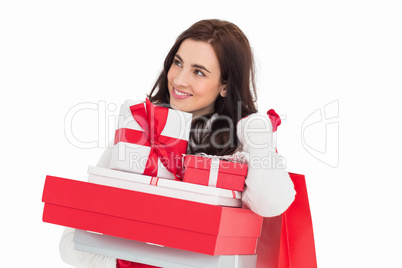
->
<box><xmin>173</xmin><ymin>88</ymin><xmax>192</xmax><ymax>96</ymax></box>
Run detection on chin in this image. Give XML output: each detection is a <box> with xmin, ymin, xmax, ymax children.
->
<box><xmin>169</xmin><ymin>100</ymin><xmax>186</xmax><ymax>112</ymax></box>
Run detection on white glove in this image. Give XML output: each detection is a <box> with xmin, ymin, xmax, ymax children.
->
<box><xmin>237</xmin><ymin>113</ymin><xmax>296</xmax><ymax>217</ymax></box>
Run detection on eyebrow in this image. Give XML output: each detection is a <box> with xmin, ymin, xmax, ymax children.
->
<box><xmin>175</xmin><ymin>54</ymin><xmax>211</xmax><ymax>74</ymax></box>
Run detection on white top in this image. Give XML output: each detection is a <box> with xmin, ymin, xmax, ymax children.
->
<box><xmin>60</xmin><ymin>227</ymin><xmax>117</xmax><ymax>268</ymax></box>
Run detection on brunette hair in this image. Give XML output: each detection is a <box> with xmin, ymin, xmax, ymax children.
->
<box><xmin>148</xmin><ymin>19</ymin><xmax>257</xmax><ymax>155</ymax></box>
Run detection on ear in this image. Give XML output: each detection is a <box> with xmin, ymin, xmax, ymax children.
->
<box><xmin>219</xmin><ymin>84</ymin><xmax>227</xmax><ymax>97</ymax></box>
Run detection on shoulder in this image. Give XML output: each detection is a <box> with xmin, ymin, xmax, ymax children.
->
<box><xmin>237</xmin><ymin>112</ymin><xmax>273</xmax><ymax>138</ymax></box>
<box><xmin>237</xmin><ymin>109</ymin><xmax>281</xmax><ymax>135</ymax></box>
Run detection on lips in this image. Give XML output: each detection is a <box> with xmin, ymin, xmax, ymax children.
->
<box><xmin>172</xmin><ymin>87</ymin><xmax>192</xmax><ymax>99</ymax></box>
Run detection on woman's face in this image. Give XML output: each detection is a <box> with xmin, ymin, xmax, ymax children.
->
<box><xmin>167</xmin><ymin>39</ymin><xmax>226</xmax><ymax>118</ymax></box>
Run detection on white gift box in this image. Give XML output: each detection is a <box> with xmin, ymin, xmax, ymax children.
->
<box><xmin>110</xmin><ymin>99</ymin><xmax>192</xmax><ymax>180</ymax></box>
<box><xmin>88</xmin><ymin>166</ymin><xmax>242</xmax><ymax>207</ymax></box>
<box><xmin>74</xmin><ymin>229</ymin><xmax>257</xmax><ymax>268</ymax></box>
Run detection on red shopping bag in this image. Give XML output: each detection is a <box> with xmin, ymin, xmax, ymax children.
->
<box><xmin>256</xmin><ymin>173</ymin><xmax>317</xmax><ymax>268</ymax></box>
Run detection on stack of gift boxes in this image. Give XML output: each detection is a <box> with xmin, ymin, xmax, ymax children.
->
<box><xmin>42</xmin><ymin>99</ymin><xmax>263</xmax><ymax>268</ymax></box>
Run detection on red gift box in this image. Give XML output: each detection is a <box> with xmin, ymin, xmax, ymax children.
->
<box><xmin>42</xmin><ymin>175</ymin><xmax>263</xmax><ymax>255</ymax></box>
<box><xmin>183</xmin><ymin>155</ymin><xmax>248</xmax><ymax>191</ymax></box>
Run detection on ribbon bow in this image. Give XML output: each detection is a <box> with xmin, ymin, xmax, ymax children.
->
<box><xmin>115</xmin><ymin>99</ymin><xmax>187</xmax><ymax>179</ymax></box>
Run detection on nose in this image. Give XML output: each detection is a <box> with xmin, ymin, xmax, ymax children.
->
<box><xmin>173</xmin><ymin>69</ymin><xmax>190</xmax><ymax>88</ymax></box>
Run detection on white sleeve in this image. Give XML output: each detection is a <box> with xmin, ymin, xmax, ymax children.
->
<box><xmin>59</xmin><ymin>143</ymin><xmax>117</xmax><ymax>267</ymax></box>
<box><xmin>237</xmin><ymin>113</ymin><xmax>296</xmax><ymax>217</ymax></box>
<box><xmin>59</xmin><ymin>228</ymin><xmax>116</xmax><ymax>268</ymax></box>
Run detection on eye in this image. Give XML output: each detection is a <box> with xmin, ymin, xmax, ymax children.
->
<box><xmin>174</xmin><ymin>59</ymin><xmax>182</xmax><ymax>67</ymax></box>
<box><xmin>194</xmin><ymin>69</ymin><xmax>205</xmax><ymax>77</ymax></box>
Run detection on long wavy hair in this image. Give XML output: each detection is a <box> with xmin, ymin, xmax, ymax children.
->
<box><xmin>148</xmin><ymin>19</ymin><xmax>258</xmax><ymax>156</ymax></box>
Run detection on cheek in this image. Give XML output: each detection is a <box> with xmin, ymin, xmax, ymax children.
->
<box><xmin>167</xmin><ymin>67</ymin><xmax>175</xmax><ymax>84</ymax></box>
<box><xmin>199</xmin><ymin>82</ymin><xmax>221</xmax><ymax>99</ymax></box>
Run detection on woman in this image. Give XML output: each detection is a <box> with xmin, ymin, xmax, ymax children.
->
<box><xmin>148</xmin><ymin>19</ymin><xmax>257</xmax><ymax>157</ymax></box>
<box><xmin>60</xmin><ymin>19</ymin><xmax>295</xmax><ymax>268</ymax></box>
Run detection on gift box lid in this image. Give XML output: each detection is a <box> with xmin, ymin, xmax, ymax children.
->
<box><xmin>74</xmin><ymin>229</ymin><xmax>257</xmax><ymax>268</ymax></box>
<box><xmin>183</xmin><ymin>155</ymin><xmax>248</xmax><ymax>176</ymax></box>
<box><xmin>42</xmin><ymin>175</ymin><xmax>263</xmax><ymax>237</ymax></box>
<box><xmin>89</xmin><ymin>166</ymin><xmax>241</xmax><ymax>201</ymax></box>
<box><xmin>88</xmin><ymin>166</ymin><xmax>242</xmax><ymax>207</ymax></box>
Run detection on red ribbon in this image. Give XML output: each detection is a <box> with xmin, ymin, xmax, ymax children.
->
<box><xmin>150</xmin><ymin>177</ymin><xmax>159</xmax><ymax>186</ymax></box>
<box><xmin>114</xmin><ymin>99</ymin><xmax>187</xmax><ymax>179</ymax></box>
<box><xmin>267</xmin><ymin>109</ymin><xmax>281</xmax><ymax>132</ymax></box>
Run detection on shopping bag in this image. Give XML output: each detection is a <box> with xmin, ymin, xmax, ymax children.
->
<box><xmin>257</xmin><ymin>173</ymin><xmax>317</xmax><ymax>268</ymax></box>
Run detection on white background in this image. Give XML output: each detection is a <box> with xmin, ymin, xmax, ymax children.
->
<box><xmin>1</xmin><ymin>1</ymin><xmax>401</xmax><ymax>267</ymax></box>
